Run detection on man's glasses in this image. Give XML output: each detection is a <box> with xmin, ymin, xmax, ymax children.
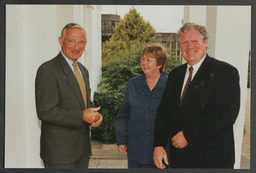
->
<box><xmin>63</xmin><ymin>37</ymin><xmax>87</xmax><ymax>46</ymax></box>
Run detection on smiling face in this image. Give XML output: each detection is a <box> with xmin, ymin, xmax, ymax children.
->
<box><xmin>59</xmin><ymin>28</ymin><xmax>87</xmax><ymax>62</ymax></box>
<box><xmin>180</xmin><ymin>29</ymin><xmax>208</xmax><ymax>66</ymax></box>
<box><xmin>141</xmin><ymin>53</ymin><xmax>162</xmax><ymax>77</ymax></box>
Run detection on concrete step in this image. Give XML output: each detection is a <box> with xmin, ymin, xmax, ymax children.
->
<box><xmin>89</xmin><ymin>148</ymin><xmax>128</xmax><ymax>168</ymax></box>
<box><xmin>89</xmin><ymin>159</ymin><xmax>128</xmax><ymax>168</ymax></box>
<box><xmin>91</xmin><ymin>149</ymin><xmax>127</xmax><ymax>159</ymax></box>
<box><xmin>89</xmin><ymin>149</ymin><xmax>249</xmax><ymax>169</ymax></box>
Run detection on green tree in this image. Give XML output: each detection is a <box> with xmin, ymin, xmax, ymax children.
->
<box><xmin>100</xmin><ymin>8</ymin><xmax>157</xmax><ymax>92</ymax></box>
<box><xmin>102</xmin><ymin>8</ymin><xmax>156</xmax><ymax>64</ymax></box>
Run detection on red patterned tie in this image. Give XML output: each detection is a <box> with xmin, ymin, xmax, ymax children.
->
<box><xmin>180</xmin><ymin>66</ymin><xmax>193</xmax><ymax>106</ymax></box>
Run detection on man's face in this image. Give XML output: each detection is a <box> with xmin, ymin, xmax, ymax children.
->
<box><xmin>180</xmin><ymin>29</ymin><xmax>208</xmax><ymax>66</ymax></box>
<box><xmin>59</xmin><ymin>28</ymin><xmax>87</xmax><ymax>62</ymax></box>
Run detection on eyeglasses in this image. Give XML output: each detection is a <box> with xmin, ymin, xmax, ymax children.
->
<box><xmin>63</xmin><ymin>37</ymin><xmax>87</xmax><ymax>46</ymax></box>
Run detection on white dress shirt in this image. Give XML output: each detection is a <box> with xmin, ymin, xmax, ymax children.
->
<box><xmin>61</xmin><ymin>51</ymin><xmax>83</xmax><ymax>76</ymax></box>
<box><xmin>180</xmin><ymin>55</ymin><xmax>206</xmax><ymax>97</ymax></box>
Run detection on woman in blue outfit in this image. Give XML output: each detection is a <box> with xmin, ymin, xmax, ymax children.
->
<box><xmin>116</xmin><ymin>43</ymin><xmax>169</xmax><ymax>168</ymax></box>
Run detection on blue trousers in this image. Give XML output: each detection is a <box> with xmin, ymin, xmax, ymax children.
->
<box><xmin>128</xmin><ymin>159</ymin><xmax>156</xmax><ymax>168</ymax></box>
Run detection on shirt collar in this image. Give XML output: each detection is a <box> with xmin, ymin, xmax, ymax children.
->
<box><xmin>186</xmin><ymin>54</ymin><xmax>206</xmax><ymax>79</ymax></box>
<box><xmin>141</xmin><ymin>72</ymin><xmax>166</xmax><ymax>89</ymax></box>
<box><xmin>61</xmin><ymin>51</ymin><xmax>75</xmax><ymax>70</ymax></box>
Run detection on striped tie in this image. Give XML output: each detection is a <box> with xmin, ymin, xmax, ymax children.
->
<box><xmin>180</xmin><ymin>66</ymin><xmax>193</xmax><ymax>106</ymax></box>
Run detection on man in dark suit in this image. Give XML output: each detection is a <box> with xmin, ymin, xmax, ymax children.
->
<box><xmin>35</xmin><ymin>23</ymin><xmax>102</xmax><ymax>168</ymax></box>
<box><xmin>153</xmin><ymin>23</ymin><xmax>240</xmax><ymax>169</ymax></box>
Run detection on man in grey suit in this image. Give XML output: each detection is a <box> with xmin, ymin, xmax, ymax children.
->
<box><xmin>35</xmin><ymin>23</ymin><xmax>103</xmax><ymax>168</ymax></box>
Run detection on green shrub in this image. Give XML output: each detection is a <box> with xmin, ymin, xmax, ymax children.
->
<box><xmin>91</xmin><ymin>86</ymin><xmax>126</xmax><ymax>144</ymax></box>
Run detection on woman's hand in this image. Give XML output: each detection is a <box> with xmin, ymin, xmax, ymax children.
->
<box><xmin>118</xmin><ymin>145</ymin><xmax>127</xmax><ymax>154</ymax></box>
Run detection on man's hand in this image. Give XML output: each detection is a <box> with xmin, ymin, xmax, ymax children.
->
<box><xmin>83</xmin><ymin>107</ymin><xmax>102</xmax><ymax>127</ymax></box>
<box><xmin>91</xmin><ymin>113</ymin><xmax>103</xmax><ymax>127</ymax></box>
<box><xmin>171</xmin><ymin>131</ymin><xmax>188</xmax><ymax>149</ymax></box>
<box><xmin>153</xmin><ymin>146</ymin><xmax>169</xmax><ymax>169</ymax></box>
<box><xmin>117</xmin><ymin>145</ymin><xmax>127</xmax><ymax>154</ymax></box>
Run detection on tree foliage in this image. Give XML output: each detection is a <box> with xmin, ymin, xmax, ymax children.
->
<box><xmin>102</xmin><ymin>8</ymin><xmax>156</xmax><ymax>64</ymax></box>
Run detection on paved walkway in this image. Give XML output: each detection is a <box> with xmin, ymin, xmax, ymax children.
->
<box><xmin>89</xmin><ymin>141</ymin><xmax>249</xmax><ymax>169</ymax></box>
<box><xmin>89</xmin><ymin>89</ymin><xmax>250</xmax><ymax>169</ymax></box>
<box><xmin>240</xmin><ymin>88</ymin><xmax>250</xmax><ymax>169</ymax></box>
<box><xmin>88</xmin><ymin>140</ymin><xmax>127</xmax><ymax>168</ymax></box>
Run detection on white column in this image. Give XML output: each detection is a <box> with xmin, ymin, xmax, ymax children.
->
<box><xmin>212</xmin><ymin>6</ymin><xmax>251</xmax><ymax>169</ymax></box>
<box><xmin>205</xmin><ymin>6</ymin><xmax>217</xmax><ymax>57</ymax></box>
<box><xmin>183</xmin><ymin>5</ymin><xmax>207</xmax><ymax>26</ymax></box>
<box><xmin>83</xmin><ymin>5</ymin><xmax>102</xmax><ymax>99</ymax></box>
<box><xmin>6</xmin><ymin>5</ymin><xmax>27</xmax><ymax>168</ymax></box>
<box><xmin>5</xmin><ymin>5</ymin><xmax>58</xmax><ymax>168</ymax></box>
<box><xmin>56</xmin><ymin>5</ymin><xmax>75</xmax><ymax>38</ymax></box>
<box><xmin>184</xmin><ymin>5</ymin><xmax>251</xmax><ymax>168</ymax></box>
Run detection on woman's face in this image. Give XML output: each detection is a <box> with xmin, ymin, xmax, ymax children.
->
<box><xmin>141</xmin><ymin>53</ymin><xmax>162</xmax><ymax>77</ymax></box>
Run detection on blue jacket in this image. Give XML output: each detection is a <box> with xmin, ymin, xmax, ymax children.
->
<box><xmin>116</xmin><ymin>73</ymin><xmax>168</xmax><ymax>165</ymax></box>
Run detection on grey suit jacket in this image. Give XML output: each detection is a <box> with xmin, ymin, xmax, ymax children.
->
<box><xmin>35</xmin><ymin>53</ymin><xmax>92</xmax><ymax>164</ymax></box>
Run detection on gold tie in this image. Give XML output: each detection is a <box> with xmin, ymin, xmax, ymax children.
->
<box><xmin>72</xmin><ymin>62</ymin><xmax>87</xmax><ymax>108</ymax></box>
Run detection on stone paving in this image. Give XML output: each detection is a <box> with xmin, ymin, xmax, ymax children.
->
<box><xmin>88</xmin><ymin>140</ymin><xmax>127</xmax><ymax>168</ymax></box>
<box><xmin>89</xmin><ymin>89</ymin><xmax>251</xmax><ymax>169</ymax></box>
<box><xmin>240</xmin><ymin>88</ymin><xmax>250</xmax><ymax>169</ymax></box>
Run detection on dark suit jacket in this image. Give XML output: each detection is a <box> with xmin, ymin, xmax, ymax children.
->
<box><xmin>35</xmin><ymin>53</ymin><xmax>92</xmax><ymax>164</ymax></box>
<box><xmin>154</xmin><ymin>55</ymin><xmax>240</xmax><ymax>168</ymax></box>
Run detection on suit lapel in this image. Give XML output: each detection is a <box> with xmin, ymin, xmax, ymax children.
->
<box><xmin>178</xmin><ymin>64</ymin><xmax>187</xmax><ymax>92</ymax></box>
<box><xmin>191</xmin><ymin>55</ymin><xmax>212</xmax><ymax>84</ymax></box>
<box><xmin>175</xmin><ymin>64</ymin><xmax>187</xmax><ymax>105</ymax></box>
<box><xmin>57</xmin><ymin>53</ymin><xmax>85</xmax><ymax>108</ymax></box>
